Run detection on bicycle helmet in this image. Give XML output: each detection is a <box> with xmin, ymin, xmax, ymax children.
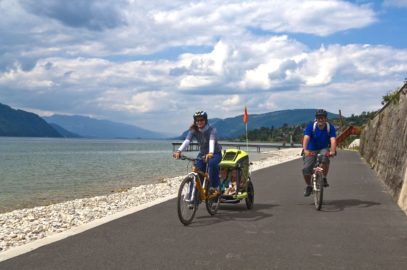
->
<box><xmin>315</xmin><ymin>109</ymin><xmax>328</xmax><ymax>118</ymax></box>
<box><xmin>193</xmin><ymin>111</ymin><xmax>208</xmax><ymax>123</ymax></box>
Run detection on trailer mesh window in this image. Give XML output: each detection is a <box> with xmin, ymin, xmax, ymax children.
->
<box><xmin>223</xmin><ymin>151</ymin><xmax>238</xmax><ymax>161</ymax></box>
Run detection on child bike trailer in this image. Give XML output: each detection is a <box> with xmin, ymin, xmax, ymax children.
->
<box><xmin>219</xmin><ymin>149</ymin><xmax>254</xmax><ymax>209</ymax></box>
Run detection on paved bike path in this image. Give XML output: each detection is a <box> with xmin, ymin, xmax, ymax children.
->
<box><xmin>1</xmin><ymin>150</ymin><xmax>407</xmax><ymax>269</ymax></box>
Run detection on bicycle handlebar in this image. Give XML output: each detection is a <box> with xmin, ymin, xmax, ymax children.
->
<box><xmin>179</xmin><ymin>155</ymin><xmax>197</xmax><ymax>161</ymax></box>
<box><xmin>306</xmin><ymin>151</ymin><xmax>336</xmax><ymax>158</ymax></box>
<box><xmin>176</xmin><ymin>155</ymin><xmax>206</xmax><ymax>162</ymax></box>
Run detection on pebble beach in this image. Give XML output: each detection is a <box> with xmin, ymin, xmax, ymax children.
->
<box><xmin>0</xmin><ymin>148</ymin><xmax>301</xmax><ymax>255</ymax></box>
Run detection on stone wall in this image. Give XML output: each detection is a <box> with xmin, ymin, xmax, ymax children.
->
<box><xmin>360</xmin><ymin>82</ymin><xmax>407</xmax><ymax>214</ymax></box>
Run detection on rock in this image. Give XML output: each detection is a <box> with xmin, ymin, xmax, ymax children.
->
<box><xmin>360</xmin><ymin>82</ymin><xmax>407</xmax><ymax>211</ymax></box>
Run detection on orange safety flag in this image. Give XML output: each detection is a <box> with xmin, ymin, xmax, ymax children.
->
<box><xmin>243</xmin><ymin>106</ymin><xmax>248</xmax><ymax>124</ymax></box>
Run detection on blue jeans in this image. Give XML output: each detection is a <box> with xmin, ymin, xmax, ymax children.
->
<box><xmin>196</xmin><ymin>152</ymin><xmax>222</xmax><ymax>188</ymax></box>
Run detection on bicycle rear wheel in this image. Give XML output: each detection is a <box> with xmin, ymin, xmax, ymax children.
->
<box><xmin>205</xmin><ymin>183</ymin><xmax>220</xmax><ymax>216</ymax></box>
<box><xmin>177</xmin><ymin>175</ymin><xmax>198</xmax><ymax>225</ymax></box>
<box><xmin>313</xmin><ymin>174</ymin><xmax>324</xmax><ymax>210</ymax></box>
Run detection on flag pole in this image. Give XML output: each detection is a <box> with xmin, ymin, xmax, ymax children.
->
<box><xmin>245</xmin><ymin>122</ymin><xmax>248</xmax><ymax>152</ymax></box>
<box><xmin>243</xmin><ymin>106</ymin><xmax>248</xmax><ymax>152</ymax></box>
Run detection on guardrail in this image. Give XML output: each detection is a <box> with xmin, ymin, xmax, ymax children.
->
<box><xmin>171</xmin><ymin>141</ymin><xmax>302</xmax><ymax>153</ymax></box>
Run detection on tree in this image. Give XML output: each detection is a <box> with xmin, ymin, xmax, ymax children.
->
<box><xmin>381</xmin><ymin>89</ymin><xmax>400</xmax><ymax>105</ymax></box>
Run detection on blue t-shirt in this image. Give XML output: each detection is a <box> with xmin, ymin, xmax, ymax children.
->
<box><xmin>304</xmin><ymin>122</ymin><xmax>336</xmax><ymax>151</ymax></box>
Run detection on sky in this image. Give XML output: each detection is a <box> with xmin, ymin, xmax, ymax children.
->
<box><xmin>1</xmin><ymin>0</ymin><xmax>407</xmax><ymax>134</ymax></box>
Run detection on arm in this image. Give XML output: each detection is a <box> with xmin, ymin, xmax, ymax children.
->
<box><xmin>329</xmin><ymin>137</ymin><xmax>337</xmax><ymax>156</ymax></box>
<box><xmin>303</xmin><ymin>135</ymin><xmax>311</xmax><ymax>156</ymax></box>
<box><xmin>329</xmin><ymin>124</ymin><xmax>337</xmax><ymax>156</ymax></box>
<box><xmin>206</xmin><ymin>128</ymin><xmax>217</xmax><ymax>161</ymax></box>
<box><xmin>173</xmin><ymin>132</ymin><xmax>192</xmax><ymax>159</ymax></box>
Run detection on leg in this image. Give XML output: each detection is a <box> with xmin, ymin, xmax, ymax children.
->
<box><xmin>302</xmin><ymin>153</ymin><xmax>316</xmax><ymax>185</ymax></box>
<box><xmin>196</xmin><ymin>154</ymin><xmax>207</xmax><ymax>184</ymax></box>
<box><xmin>318</xmin><ymin>148</ymin><xmax>330</xmax><ymax>187</ymax></box>
<box><xmin>208</xmin><ymin>152</ymin><xmax>222</xmax><ymax>188</ymax></box>
<box><xmin>303</xmin><ymin>152</ymin><xmax>316</xmax><ymax>196</ymax></box>
<box><xmin>318</xmin><ymin>148</ymin><xmax>331</xmax><ymax>177</ymax></box>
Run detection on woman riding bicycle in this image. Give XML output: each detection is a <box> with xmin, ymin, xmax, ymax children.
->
<box><xmin>302</xmin><ymin>109</ymin><xmax>337</xmax><ymax>197</ymax></box>
<box><xmin>173</xmin><ymin>111</ymin><xmax>222</xmax><ymax>199</ymax></box>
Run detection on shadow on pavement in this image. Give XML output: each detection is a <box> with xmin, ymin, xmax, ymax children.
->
<box><xmin>192</xmin><ymin>203</ymin><xmax>278</xmax><ymax>226</ymax></box>
<box><xmin>321</xmin><ymin>199</ymin><xmax>381</xmax><ymax>212</ymax></box>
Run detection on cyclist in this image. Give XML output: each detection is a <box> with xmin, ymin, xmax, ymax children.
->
<box><xmin>173</xmin><ymin>111</ymin><xmax>222</xmax><ymax>199</ymax></box>
<box><xmin>302</xmin><ymin>109</ymin><xmax>337</xmax><ymax>197</ymax></box>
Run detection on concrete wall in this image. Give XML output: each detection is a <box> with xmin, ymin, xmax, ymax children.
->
<box><xmin>360</xmin><ymin>82</ymin><xmax>407</xmax><ymax>214</ymax></box>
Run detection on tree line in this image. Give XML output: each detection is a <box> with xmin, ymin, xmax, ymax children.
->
<box><xmin>238</xmin><ymin>111</ymin><xmax>377</xmax><ymax>144</ymax></box>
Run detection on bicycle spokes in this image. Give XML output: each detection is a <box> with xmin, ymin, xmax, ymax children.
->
<box><xmin>177</xmin><ymin>176</ymin><xmax>198</xmax><ymax>225</ymax></box>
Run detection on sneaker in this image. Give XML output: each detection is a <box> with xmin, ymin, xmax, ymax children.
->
<box><xmin>323</xmin><ymin>177</ymin><xmax>329</xmax><ymax>187</ymax></box>
<box><xmin>304</xmin><ymin>186</ymin><xmax>313</xmax><ymax>197</ymax></box>
<box><xmin>208</xmin><ymin>188</ymin><xmax>221</xmax><ymax>200</ymax></box>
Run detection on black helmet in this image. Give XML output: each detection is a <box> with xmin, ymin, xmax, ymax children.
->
<box><xmin>193</xmin><ymin>111</ymin><xmax>208</xmax><ymax>122</ymax></box>
<box><xmin>315</xmin><ymin>109</ymin><xmax>328</xmax><ymax>117</ymax></box>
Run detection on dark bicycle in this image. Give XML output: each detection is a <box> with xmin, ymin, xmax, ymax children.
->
<box><xmin>312</xmin><ymin>153</ymin><xmax>325</xmax><ymax>210</ymax></box>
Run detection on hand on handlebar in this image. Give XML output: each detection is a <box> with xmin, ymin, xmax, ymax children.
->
<box><xmin>205</xmin><ymin>153</ymin><xmax>214</xmax><ymax>162</ymax></box>
<box><xmin>173</xmin><ymin>151</ymin><xmax>181</xmax><ymax>159</ymax></box>
<box><xmin>327</xmin><ymin>151</ymin><xmax>336</xmax><ymax>157</ymax></box>
<box><xmin>304</xmin><ymin>150</ymin><xmax>313</xmax><ymax>157</ymax></box>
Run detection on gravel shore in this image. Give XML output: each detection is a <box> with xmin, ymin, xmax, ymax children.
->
<box><xmin>0</xmin><ymin>148</ymin><xmax>301</xmax><ymax>253</ymax></box>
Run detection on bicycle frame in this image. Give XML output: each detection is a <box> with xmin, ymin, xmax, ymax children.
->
<box><xmin>182</xmin><ymin>156</ymin><xmax>209</xmax><ymax>202</ymax></box>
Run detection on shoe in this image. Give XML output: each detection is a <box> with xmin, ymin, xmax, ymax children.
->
<box><xmin>304</xmin><ymin>186</ymin><xmax>313</xmax><ymax>197</ymax></box>
<box><xmin>208</xmin><ymin>188</ymin><xmax>221</xmax><ymax>200</ymax></box>
<box><xmin>323</xmin><ymin>178</ymin><xmax>329</xmax><ymax>187</ymax></box>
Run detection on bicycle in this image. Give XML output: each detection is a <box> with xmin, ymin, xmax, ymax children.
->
<box><xmin>176</xmin><ymin>155</ymin><xmax>221</xmax><ymax>226</ymax></box>
<box><xmin>312</xmin><ymin>153</ymin><xmax>325</xmax><ymax>210</ymax></box>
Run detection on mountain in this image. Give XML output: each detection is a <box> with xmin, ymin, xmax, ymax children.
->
<box><xmin>43</xmin><ymin>115</ymin><xmax>168</xmax><ymax>139</ymax></box>
<box><xmin>49</xmin><ymin>123</ymin><xmax>82</xmax><ymax>138</ymax></box>
<box><xmin>180</xmin><ymin>109</ymin><xmax>339</xmax><ymax>139</ymax></box>
<box><xmin>0</xmin><ymin>103</ymin><xmax>62</xmax><ymax>137</ymax></box>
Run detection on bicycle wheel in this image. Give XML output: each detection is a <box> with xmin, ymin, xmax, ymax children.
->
<box><xmin>313</xmin><ymin>174</ymin><xmax>324</xmax><ymax>211</ymax></box>
<box><xmin>245</xmin><ymin>179</ymin><xmax>254</xmax><ymax>209</ymax></box>
<box><xmin>177</xmin><ymin>175</ymin><xmax>198</xmax><ymax>225</ymax></box>
<box><xmin>205</xmin><ymin>183</ymin><xmax>220</xmax><ymax>216</ymax></box>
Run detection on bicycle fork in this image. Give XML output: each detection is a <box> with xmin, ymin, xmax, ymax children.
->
<box><xmin>188</xmin><ymin>173</ymin><xmax>207</xmax><ymax>203</ymax></box>
<box><xmin>312</xmin><ymin>167</ymin><xmax>324</xmax><ymax>191</ymax></box>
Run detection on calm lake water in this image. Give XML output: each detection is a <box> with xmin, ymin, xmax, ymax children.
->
<box><xmin>0</xmin><ymin>138</ymin><xmax>270</xmax><ymax>213</ymax></box>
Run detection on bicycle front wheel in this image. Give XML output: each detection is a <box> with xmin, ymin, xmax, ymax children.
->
<box><xmin>313</xmin><ymin>174</ymin><xmax>324</xmax><ymax>211</ymax></box>
<box><xmin>177</xmin><ymin>175</ymin><xmax>198</xmax><ymax>225</ymax></box>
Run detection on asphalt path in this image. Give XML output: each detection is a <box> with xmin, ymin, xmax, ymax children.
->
<box><xmin>1</xmin><ymin>150</ymin><xmax>407</xmax><ymax>270</ymax></box>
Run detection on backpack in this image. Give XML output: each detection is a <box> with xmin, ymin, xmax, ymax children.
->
<box><xmin>312</xmin><ymin>121</ymin><xmax>331</xmax><ymax>134</ymax></box>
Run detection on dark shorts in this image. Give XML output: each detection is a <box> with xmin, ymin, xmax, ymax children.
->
<box><xmin>302</xmin><ymin>148</ymin><xmax>330</xmax><ymax>175</ymax></box>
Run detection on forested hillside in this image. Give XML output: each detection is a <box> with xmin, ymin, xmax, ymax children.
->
<box><xmin>0</xmin><ymin>103</ymin><xmax>61</xmax><ymax>137</ymax></box>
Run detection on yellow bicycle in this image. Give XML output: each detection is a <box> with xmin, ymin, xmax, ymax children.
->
<box><xmin>176</xmin><ymin>155</ymin><xmax>220</xmax><ymax>226</ymax></box>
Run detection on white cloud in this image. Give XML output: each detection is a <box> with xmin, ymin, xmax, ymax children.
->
<box><xmin>222</xmin><ymin>95</ymin><xmax>240</xmax><ymax>106</ymax></box>
<box><xmin>101</xmin><ymin>90</ymin><xmax>170</xmax><ymax>113</ymax></box>
<box><xmin>0</xmin><ymin>0</ymin><xmax>406</xmax><ymax>133</ymax></box>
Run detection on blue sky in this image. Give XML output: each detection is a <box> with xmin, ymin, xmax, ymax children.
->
<box><xmin>0</xmin><ymin>0</ymin><xmax>406</xmax><ymax>134</ymax></box>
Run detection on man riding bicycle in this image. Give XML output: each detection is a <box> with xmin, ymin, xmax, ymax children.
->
<box><xmin>302</xmin><ymin>109</ymin><xmax>337</xmax><ymax>197</ymax></box>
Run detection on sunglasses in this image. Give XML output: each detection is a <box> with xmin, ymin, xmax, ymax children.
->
<box><xmin>196</xmin><ymin>118</ymin><xmax>205</xmax><ymax>122</ymax></box>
